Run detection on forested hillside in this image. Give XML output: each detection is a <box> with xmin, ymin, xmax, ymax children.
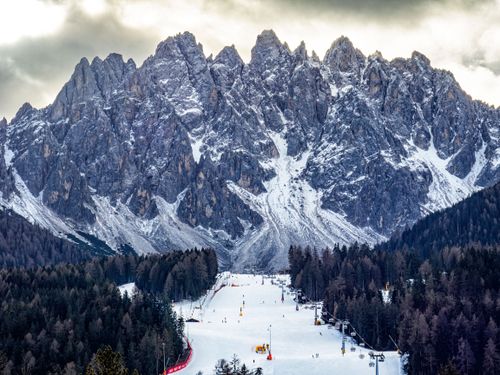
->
<box><xmin>0</xmin><ymin>209</ymin><xmax>90</xmax><ymax>268</ymax></box>
<box><xmin>380</xmin><ymin>181</ymin><xmax>500</xmax><ymax>256</ymax></box>
<box><xmin>289</xmin><ymin>244</ymin><xmax>500</xmax><ymax>375</ymax></box>
<box><xmin>0</xmin><ymin>248</ymin><xmax>217</xmax><ymax>374</ymax></box>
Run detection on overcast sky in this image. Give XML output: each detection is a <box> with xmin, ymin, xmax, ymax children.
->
<box><xmin>1</xmin><ymin>0</ymin><xmax>500</xmax><ymax>120</ymax></box>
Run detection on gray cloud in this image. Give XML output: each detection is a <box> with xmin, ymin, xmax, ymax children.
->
<box><xmin>0</xmin><ymin>0</ymin><xmax>499</xmax><ymax>120</ymax></box>
<box><xmin>217</xmin><ymin>0</ymin><xmax>494</xmax><ymax>19</ymax></box>
<box><xmin>0</xmin><ymin>3</ymin><xmax>158</xmax><ymax>120</ymax></box>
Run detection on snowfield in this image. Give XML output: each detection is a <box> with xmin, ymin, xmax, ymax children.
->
<box><xmin>174</xmin><ymin>273</ymin><xmax>403</xmax><ymax>375</ymax></box>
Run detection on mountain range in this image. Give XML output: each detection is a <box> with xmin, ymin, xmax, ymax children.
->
<box><xmin>1</xmin><ymin>30</ymin><xmax>499</xmax><ymax>270</ymax></box>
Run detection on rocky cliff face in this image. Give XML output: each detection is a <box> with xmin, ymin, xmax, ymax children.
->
<box><xmin>1</xmin><ymin>31</ymin><xmax>499</xmax><ymax>270</ymax></box>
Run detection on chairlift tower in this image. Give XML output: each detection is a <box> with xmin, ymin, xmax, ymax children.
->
<box><xmin>341</xmin><ymin>320</ymin><xmax>350</xmax><ymax>355</ymax></box>
<box><xmin>369</xmin><ymin>352</ymin><xmax>385</xmax><ymax>375</ymax></box>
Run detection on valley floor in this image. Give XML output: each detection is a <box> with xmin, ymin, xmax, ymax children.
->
<box><xmin>173</xmin><ymin>273</ymin><xmax>403</xmax><ymax>375</ymax></box>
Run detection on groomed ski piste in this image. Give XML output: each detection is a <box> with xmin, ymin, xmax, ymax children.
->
<box><xmin>173</xmin><ymin>273</ymin><xmax>403</xmax><ymax>374</ymax></box>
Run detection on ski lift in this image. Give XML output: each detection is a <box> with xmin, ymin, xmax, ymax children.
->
<box><xmin>335</xmin><ymin>322</ymin><xmax>341</xmax><ymax>330</ymax></box>
<box><xmin>379</xmin><ymin>354</ymin><xmax>385</xmax><ymax>363</ymax></box>
<box><xmin>350</xmin><ymin>347</ymin><xmax>356</xmax><ymax>352</ymax></box>
<box><xmin>359</xmin><ymin>343</ymin><xmax>365</xmax><ymax>347</ymax></box>
<box><xmin>328</xmin><ymin>318</ymin><xmax>335</xmax><ymax>324</ymax></box>
<box><xmin>350</xmin><ymin>332</ymin><xmax>357</xmax><ymax>337</ymax></box>
<box><xmin>359</xmin><ymin>354</ymin><xmax>365</xmax><ymax>359</ymax></box>
<box><xmin>369</xmin><ymin>362</ymin><xmax>375</xmax><ymax>368</ymax></box>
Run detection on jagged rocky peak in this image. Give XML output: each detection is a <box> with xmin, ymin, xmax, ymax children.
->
<box><xmin>0</xmin><ymin>118</ymin><xmax>6</xmax><ymax>127</ymax></box>
<box><xmin>363</xmin><ymin>51</ymin><xmax>391</xmax><ymax>97</ymax></box>
<box><xmin>369</xmin><ymin>50</ymin><xmax>385</xmax><ymax>62</ymax></box>
<box><xmin>293</xmin><ymin>41</ymin><xmax>308</xmax><ymax>60</ymax></box>
<box><xmin>13</xmin><ymin>102</ymin><xmax>35</xmax><ymax>122</ymax></box>
<box><xmin>411</xmin><ymin>50</ymin><xmax>431</xmax><ymax>66</ymax></box>
<box><xmin>211</xmin><ymin>45</ymin><xmax>244</xmax><ymax>92</ymax></box>
<box><xmin>250</xmin><ymin>29</ymin><xmax>291</xmax><ymax>69</ymax></box>
<box><xmin>91</xmin><ymin>52</ymin><xmax>136</xmax><ymax>75</ymax></box>
<box><xmin>90</xmin><ymin>53</ymin><xmax>136</xmax><ymax>99</ymax></box>
<box><xmin>154</xmin><ymin>31</ymin><xmax>206</xmax><ymax>64</ymax></box>
<box><xmin>311</xmin><ymin>50</ymin><xmax>320</xmax><ymax>63</ymax></box>
<box><xmin>213</xmin><ymin>45</ymin><xmax>243</xmax><ymax>68</ymax></box>
<box><xmin>324</xmin><ymin>35</ymin><xmax>365</xmax><ymax>74</ymax></box>
<box><xmin>49</xmin><ymin>57</ymin><xmax>101</xmax><ymax>121</ymax></box>
<box><xmin>255</xmin><ymin>29</ymin><xmax>282</xmax><ymax>47</ymax></box>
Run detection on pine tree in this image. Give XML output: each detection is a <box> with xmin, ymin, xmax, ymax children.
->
<box><xmin>214</xmin><ymin>359</ymin><xmax>229</xmax><ymax>375</ymax></box>
<box><xmin>483</xmin><ymin>338</ymin><xmax>500</xmax><ymax>375</ymax></box>
<box><xmin>456</xmin><ymin>338</ymin><xmax>475</xmax><ymax>375</ymax></box>
<box><xmin>0</xmin><ymin>351</ymin><xmax>7</xmax><ymax>372</ymax></box>
<box><xmin>437</xmin><ymin>360</ymin><xmax>460</xmax><ymax>375</ymax></box>
<box><xmin>240</xmin><ymin>363</ymin><xmax>250</xmax><ymax>375</ymax></box>
<box><xmin>230</xmin><ymin>354</ymin><xmax>240</xmax><ymax>373</ymax></box>
<box><xmin>484</xmin><ymin>318</ymin><xmax>499</xmax><ymax>343</ymax></box>
<box><xmin>85</xmin><ymin>346</ymin><xmax>128</xmax><ymax>375</ymax></box>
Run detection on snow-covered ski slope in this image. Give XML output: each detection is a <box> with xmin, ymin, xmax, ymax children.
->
<box><xmin>174</xmin><ymin>273</ymin><xmax>403</xmax><ymax>374</ymax></box>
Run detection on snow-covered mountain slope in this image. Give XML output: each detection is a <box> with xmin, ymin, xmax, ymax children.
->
<box><xmin>0</xmin><ymin>30</ymin><xmax>499</xmax><ymax>270</ymax></box>
<box><xmin>173</xmin><ymin>273</ymin><xmax>402</xmax><ymax>375</ymax></box>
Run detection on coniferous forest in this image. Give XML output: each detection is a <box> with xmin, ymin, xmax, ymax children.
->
<box><xmin>0</xmin><ymin>209</ymin><xmax>90</xmax><ymax>268</ymax></box>
<box><xmin>0</xmin><ymin>248</ymin><xmax>217</xmax><ymax>374</ymax></box>
<box><xmin>380</xmin><ymin>181</ymin><xmax>500</xmax><ymax>257</ymax></box>
<box><xmin>289</xmin><ymin>244</ymin><xmax>500</xmax><ymax>375</ymax></box>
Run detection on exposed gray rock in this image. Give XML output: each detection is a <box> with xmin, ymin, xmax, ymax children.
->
<box><xmin>1</xmin><ymin>30</ymin><xmax>499</xmax><ymax>271</ymax></box>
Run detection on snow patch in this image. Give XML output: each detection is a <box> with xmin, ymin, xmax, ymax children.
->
<box><xmin>3</xmin><ymin>145</ymin><xmax>14</xmax><ymax>168</ymax></box>
<box><xmin>1</xmin><ymin>170</ymin><xmax>76</xmax><ymax>237</ymax></box>
<box><xmin>90</xmin><ymin>195</ymin><xmax>157</xmax><ymax>254</ymax></box>
<box><xmin>405</xmin><ymin>137</ymin><xmax>482</xmax><ymax>214</ymax></box>
<box><xmin>381</xmin><ymin>289</ymin><xmax>392</xmax><ymax>304</ymax></box>
<box><xmin>227</xmin><ymin>131</ymin><xmax>384</xmax><ymax>271</ymax></box>
<box><xmin>118</xmin><ymin>282</ymin><xmax>136</xmax><ymax>298</ymax></box>
<box><xmin>188</xmin><ymin>133</ymin><xmax>204</xmax><ymax>163</ymax></box>
<box><xmin>465</xmin><ymin>142</ymin><xmax>487</xmax><ymax>186</ymax></box>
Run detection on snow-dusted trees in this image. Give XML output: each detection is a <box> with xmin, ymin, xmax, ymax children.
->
<box><xmin>213</xmin><ymin>356</ymin><xmax>262</xmax><ymax>375</ymax></box>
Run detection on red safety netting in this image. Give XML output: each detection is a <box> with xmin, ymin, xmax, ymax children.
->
<box><xmin>165</xmin><ymin>341</ymin><xmax>192</xmax><ymax>374</ymax></box>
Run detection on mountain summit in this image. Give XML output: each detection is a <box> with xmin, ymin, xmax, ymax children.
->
<box><xmin>1</xmin><ymin>31</ymin><xmax>499</xmax><ymax>270</ymax></box>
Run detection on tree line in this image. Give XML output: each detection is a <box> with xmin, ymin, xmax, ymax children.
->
<box><xmin>0</xmin><ymin>248</ymin><xmax>218</xmax><ymax>374</ymax></box>
<box><xmin>0</xmin><ymin>209</ymin><xmax>90</xmax><ymax>268</ymax></box>
<box><xmin>380</xmin><ymin>181</ymin><xmax>500</xmax><ymax>257</ymax></box>
<box><xmin>289</xmin><ymin>244</ymin><xmax>500</xmax><ymax>375</ymax></box>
